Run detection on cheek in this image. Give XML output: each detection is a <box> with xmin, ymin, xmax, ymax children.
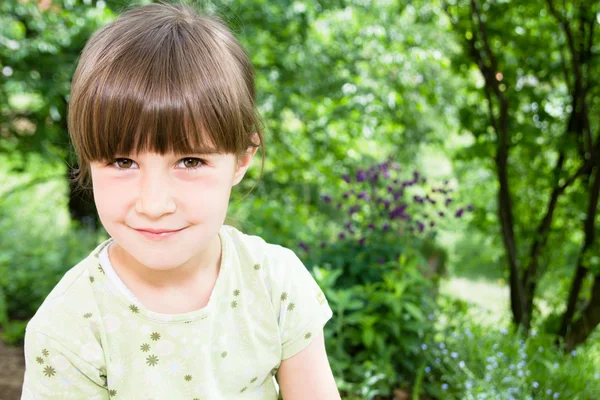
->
<box><xmin>91</xmin><ymin>174</ymin><xmax>132</xmax><ymax>219</ymax></box>
<box><xmin>177</xmin><ymin>175</ymin><xmax>232</xmax><ymax>211</ymax></box>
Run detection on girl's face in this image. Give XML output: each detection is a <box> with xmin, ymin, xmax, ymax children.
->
<box><xmin>90</xmin><ymin>150</ymin><xmax>254</xmax><ymax>271</ymax></box>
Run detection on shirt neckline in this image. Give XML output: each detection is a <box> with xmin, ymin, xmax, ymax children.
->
<box><xmin>87</xmin><ymin>225</ymin><xmax>231</xmax><ymax>323</ymax></box>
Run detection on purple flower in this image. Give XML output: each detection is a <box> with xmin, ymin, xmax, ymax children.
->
<box><xmin>455</xmin><ymin>208</ymin><xmax>464</xmax><ymax>218</ymax></box>
<box><xmin>349</xmin><ymin>205</ymin><xmax>360</xmax><ymax>215</ymax></box>
<box><xmin>467</xmin><ymin>204</ymin><xmax>474</xmax><ymax>211</ymax></box>
<box><xmin>393</xmin><ymin>191</ymin><xmax>403</xmax><ymax>201</ymax></box>
<box><xmin>320</xmin><ymin>241</ymin><xmax>327</xmax><ymax>248</ymax></box>
<box><xmin>387</xmin><ymin>185</ymin><xmax>394</xmax><ymax>193</ymax></box>
<box><xmin>382</xmin><ymin>223</ymin><xmax>390</xmax><ymax>231</ymax></box>
<box><xmin>322</xmin><ymin>195</ymin><xmax>332</xmax><ymax>203</ymax></box>
<box><xmin>342</xmin><ymin>192</ymin><xmax>350</xmax><ymax>199</ymax></box>
<box><xmin>356</xmin><ymin>170</ymin><xmax>367</xmax><ymax>182</ymax></box>
<box><xmin>389</xmin><ymin>204</ymin><xmax>408</xmax><ymax>220</ymax></box>
<box><xmin>377</xmin><ymin>257</ymin><xmax>385</xmax><ymax>264</ymax></box>
<box><xmin>338</xmin><ymin>232</ymin><xmax>346</xmax><ymax>239</ymax></box>
<box><xmin>357</xmin><ymin>190</ymin><xmax>367</xmax><ymax>199</ymax></box>
<box><xmin>413</xmin><ymin>196</ymin><xmax>424</xmax><ymax>204</ymax></box>
<box><xmin>438</xmin><ymin>211</ymin><xmax>445</xmax><ymax>217</ymax></box>
<box><xmin>383</xmin><ymin>200</ymin><xmax>391</xmax><ymax>209</ymax></box>
<box><xmin>445</xmin><ymin>198</ymin><xmax>453</xmax><ymax>207</ymax></box>
<box><xmin>299</xmin><ymin>241</ymin><xmax>309</xmax><ymax>251</ymax></box>
<box><xmin>368</xmin><ymin>223</ymin><xmax>375</xmax><ymax>230</ymax></box>
<box><xmin>344</xmin><ymin>222</ymin><xmax>355</xmax><ymax>234</ymax></box>
<box><xmin>417</xmin><ymin>221</ymin><xmax>425</xmax><ymax>232</ymax></box>
<box><xmin>358</xmin><ymin>237</ymin><xmax>366</xmax><ymax>246</ymax></box>
<box><xmin>342</xmin><ymin>174</ymin><xmax>351</xmax><ymax>183</ymax></box>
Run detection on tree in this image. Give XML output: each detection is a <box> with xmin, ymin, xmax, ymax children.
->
<box><xmin>444</xmin><ymin>0</ymin><xmax>600</xmax><ymax>348</ymax></box>
<box><xmin>0</xmin><ymin>0</ymin><xmax>114</xmax><ymax>225</ymax></box>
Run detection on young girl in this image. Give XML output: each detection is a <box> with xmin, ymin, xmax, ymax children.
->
<box><xmin>21</xmin><ymin>3</ymin><xmax>339</xmax><ymax>399</ymax></box>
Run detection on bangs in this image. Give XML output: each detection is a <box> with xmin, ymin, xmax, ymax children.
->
<box><xmin>68</xmin><ymin>5</ymin><xmax>260</xmax><ymax>165</ymax></box>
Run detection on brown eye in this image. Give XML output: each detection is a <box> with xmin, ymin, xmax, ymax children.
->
<box><xmin>178</xmin><ymin>158</ymin><xmax>204</xmax><ymax>169</ymax></box>
<box><xmin>114</xmin><ymin>158</ymin><xmax>137</xmax><ymax>169</ymax></box>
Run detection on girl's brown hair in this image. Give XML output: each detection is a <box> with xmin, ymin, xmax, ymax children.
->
<box><xmin>68</xmin><ymin>2</ymin><xmax>263</xmax><ymax>186</ymax></box>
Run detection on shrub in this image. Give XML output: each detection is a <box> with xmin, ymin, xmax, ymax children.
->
<box><xmin>314</xmin><ymin>252</ymin><xmax>437</xmax><ymax>399</ymax></box>
<box><xmin>420</xmin><ymin>297</ymin><xmax>600</xmax><ymax>400</ymax></box>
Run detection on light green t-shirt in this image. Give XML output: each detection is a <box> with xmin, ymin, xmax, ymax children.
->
<box><xmin>21</xmin><ymin>225</ymin><xmax>333</xmax><ymax>399</ymax></box>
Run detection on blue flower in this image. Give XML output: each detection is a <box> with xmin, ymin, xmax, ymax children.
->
<box><xmin>451</xmin><ymin>352</ymin><xmax>458</xmax><ymax>359</ymax></box>
<box><xmin>421</xmin><ymin>344</ymin><xmax>428</xmax><ymax>351</ymax></box>
<box><xmin>532</xmin><ymin>382</ymin><xmax>539</xmax><ymax>389</ymax></box>
<box><xmin>441</xmin><ymin>383</ymin><xmax>449</xmax><ymax>391</ymax></box>
<box><xmin>424</xmin><ymin>366</ymin><xmax>431</xmax><ymax>373</ymax></box>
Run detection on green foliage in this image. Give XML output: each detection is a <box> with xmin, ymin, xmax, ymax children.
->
<box><xmin>0</xmin><ymin>0</ymin><xmax>112</xmax><ymax>160</ymax></box>
<box><xmin>314</xmin><ymin>254</ymin><xmax>437</xmax><ymax>399</ymax></box>
<box><xmin>421</xmin><ymin>297</ymin><xmax>600</xmax><ymax>399</ymax></box>
<box><xmin>0</xmin><ymin>155</ymin><xmax>101</xmax><ymax>344</ymax></box>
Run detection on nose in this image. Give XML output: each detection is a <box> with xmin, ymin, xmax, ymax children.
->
<box><xmin>135</xmin><ymin>169</ymin><xmax>177</xmax><ymax>218</ymax></box>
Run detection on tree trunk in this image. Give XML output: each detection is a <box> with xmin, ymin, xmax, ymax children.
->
<box><xmin>564</xmin><ymin>274</ymin><xmax>600</xmax><ymax>351</ymax></box>
<box><xmin>560</xmin><ymin>164</ymin><xmax>600</xmax><ymax>348</ymax></box>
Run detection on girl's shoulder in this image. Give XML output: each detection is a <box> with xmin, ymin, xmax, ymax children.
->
<box><xmin>222</xmin><ymin>225</ymin><xmax>304</xmax><ymax>277</ymax></box>
<box><xmin>26</xmin><ymin>242</ymin><xmax>107</xmax><ymax>336</ymax></box>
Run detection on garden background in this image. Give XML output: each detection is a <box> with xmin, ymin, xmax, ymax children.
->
<box><xmin>1</xmin><ymin>0</ymin><xmax>600</xmax><ymax>399</ymax></box>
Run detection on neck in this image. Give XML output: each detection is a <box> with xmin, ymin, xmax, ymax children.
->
<box><xmin>108</xmin><ymin>235</ymin><xmax>222</xmax><ymax>290</ymax></box>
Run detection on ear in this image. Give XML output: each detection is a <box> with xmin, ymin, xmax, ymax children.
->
<box><xmin>232</xmin><ymin>137</ymin><xmax>259</xmax><ymax>186</ymax></box>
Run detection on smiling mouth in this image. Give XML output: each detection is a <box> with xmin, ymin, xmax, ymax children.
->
<box><xmin>133</xmin><ymin>226</ymin><xmax>187</xmax><ymax>239</ymax></box>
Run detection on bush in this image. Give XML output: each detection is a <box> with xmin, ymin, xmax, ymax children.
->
<box><xmin>0</xmin><ymin>165</ymin><xmax>102</xmax><ymax>345</ymax></box>
<box><xmin>420</xmin><ymin>297</ymin><xmax>600</xmax><ymax>400</ymax></box>
<box><xmin>314</xmin><ymin>252</ymin><xmax>437</xmax><ymax>399</ymax></box>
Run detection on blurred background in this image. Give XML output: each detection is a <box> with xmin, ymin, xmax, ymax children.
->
<box><xmin>1</xmin><ymin>0</ymin><xmax>600</xmax><ymax>399</ymax></box>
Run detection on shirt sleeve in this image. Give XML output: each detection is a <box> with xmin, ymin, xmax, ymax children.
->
<box><xmin>272</xmin><ymin>249</ymin><xmax>333</xmax><ymax>360</ymax></box>
<box><xmin>21</xmin><ymin>328</ymin><xmax>109</xmax><ymax>400</ymax></box>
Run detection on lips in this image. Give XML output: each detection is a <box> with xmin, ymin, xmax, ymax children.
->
<box><xmin>136</xmin><ymin>228</ymin><xmax>185</xmax><ymax>234</ymax></box>
<box><xmin>133</xmin><ymin>226</ymin><xmax>187</xmax><ymax>240</ymax></box>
